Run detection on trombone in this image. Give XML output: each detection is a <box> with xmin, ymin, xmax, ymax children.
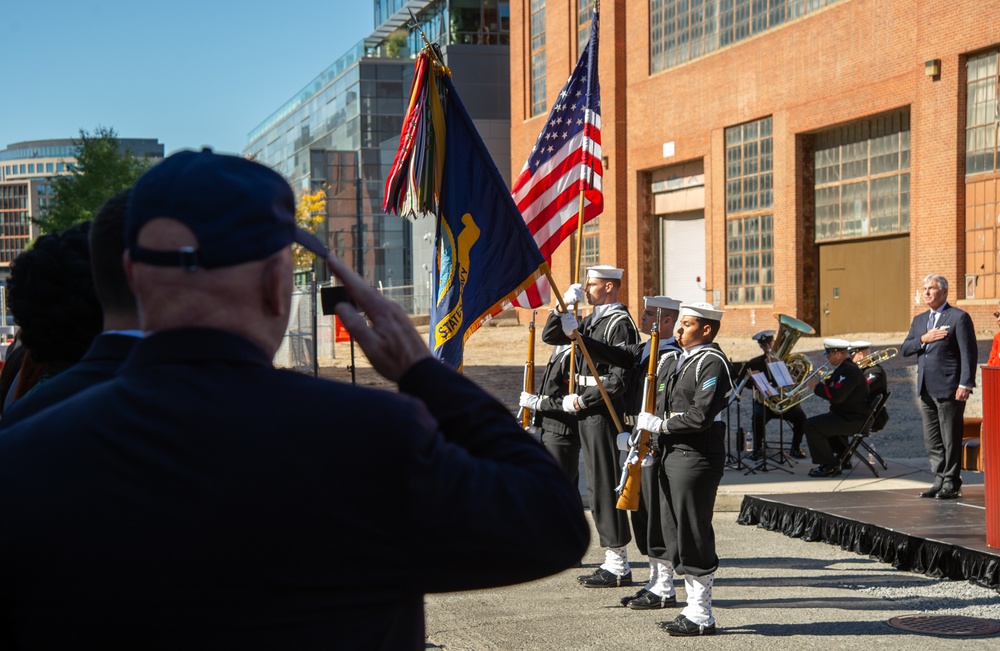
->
<box><xmin>856</xmin><ymin>347</ymin><xmax>897</xmax><ymax>369</ymax></box>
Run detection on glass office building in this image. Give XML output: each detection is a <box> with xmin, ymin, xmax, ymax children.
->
<box><xmin>245</xmin><ymin>1</ymin><xmax>511</xmax><ymax>313</ymax></box>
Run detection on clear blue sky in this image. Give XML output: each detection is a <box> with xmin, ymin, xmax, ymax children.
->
<box><xmin>0</xmin><ymin>1</ymin><xmax>373</xmax><ymax>156</ymax></box>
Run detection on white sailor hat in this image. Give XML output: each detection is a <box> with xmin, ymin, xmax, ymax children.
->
<box><xmin>679</xmin><ymin>302</ymin><xmax>724</xmax><ymax>321</ymax></box>
<box><xmin>644</xmin><ymin>295</ymin><xmax>681</xmax><ymax>311</ymax></box>
<box><xmin>586</xmin><ymin>265</ymin><xmax>624</xmax><ymax>280</ymax></box>
<box><xmin>752</xmin><ymin>329</ymin><xmax>776</xmax><ymax>342</ymax></box>
<box><xmin>848</xmin><ymin>340</ymin><xmax>871</xmax><ymax>353</ymax></box>
<box><xmin>823</xmin><ymin>338</ymin><xmax>851</xmax><ymax>352</ymax></box>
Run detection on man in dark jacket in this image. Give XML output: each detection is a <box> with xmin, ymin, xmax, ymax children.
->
<box><xmin>0</xmin><ymin>150</ymin><xmax>589</xmax><ymax>650</ymax></box>
<box><xmin>804</xmin><ymin>338</ymin><xmax>870</xmax><ymax>477</ymax></box>
<box><xmin>900</xmin><ymin>274</ymin><xmax>978</xmax><ymax>499</ymax></box>
<box><xmin>0</xmin><ymin>189</ymin><xmax>140</xmax><ymax>428</ymax></box>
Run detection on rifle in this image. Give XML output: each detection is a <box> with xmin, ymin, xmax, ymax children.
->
<box><xmin>615</xmin><ymin>309</ymin><xmax>660</xmax><ymax>511</ymax></box>
<box><xmin>520</xmin><ymin>310</ymin><xmax>537</xmax><ymax>429</ymax></box>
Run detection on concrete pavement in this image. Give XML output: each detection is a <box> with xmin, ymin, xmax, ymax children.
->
<box><xmin>424</xmin><ymin>457</ymin><xmax>997</xmax><ymax>650</ymax></box>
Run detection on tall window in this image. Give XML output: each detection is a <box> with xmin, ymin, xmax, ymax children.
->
<box><xmin>965</xmin><ymin>50</ymin><xmax>1000</xmax><ymax>298</ymax></box>
<box><xmin>650</xmin><ymin>0</ymin><xmax>844</xmax><ymax>74</ymax></box>
<box><xmin>814</xmin><ymin>110</ymin><xmax>910</xmax><ymax>242</ymax></box>
<box><xmin>725</xmin><ymin>117</ymin><xmax>774</xmax><ymax>305</ymax></box>
<box><xmin>580</xmin><ymin>218</ymin><xmax>600</xmax><ymax>276</ymax></box>
<box><xmin>578</xmin><ymin>0</ymin><xmax>594</xmax><ymax>54</ymax></box>
<box><xmin>967</xmin><ymin>51</ymin><xmax>999</xmax><ymax>175</ymax></box>
<box><xmin>530</xmin><ymin>0</ymin><xmax>547</xmax><ymax>117</ymax></box>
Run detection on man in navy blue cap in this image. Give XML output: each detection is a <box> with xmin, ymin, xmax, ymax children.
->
<box><xmin>0</xmin><ymin>149</ymin><xmax>589</xmax><ymax>649</ymax></box>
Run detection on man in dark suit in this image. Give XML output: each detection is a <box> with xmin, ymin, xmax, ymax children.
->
<box><xmin>0</xmin><ymin>189</ymin><xmax>140</xmax><ymax>428</ymax></box>
<box><xmin>0</xmin><ymin>150</ymin><xmax>589</xmax><ymax>649</ymax></box>
<box><xmin>901</xmin><ymin>274</ymin><xmax>978</xmax><ymax>500</ymax></box>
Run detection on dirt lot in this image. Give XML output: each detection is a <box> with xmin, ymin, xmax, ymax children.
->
<box><xmin>318</xmin><ymin>319</ymin><xmax>996</xmax><ymax>460</ymax></box>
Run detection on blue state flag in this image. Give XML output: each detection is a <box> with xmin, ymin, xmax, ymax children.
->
<box><xmin>431</xmin><ymin>75</ymin><xmax>547</xmax><ymax>370</ymax></box>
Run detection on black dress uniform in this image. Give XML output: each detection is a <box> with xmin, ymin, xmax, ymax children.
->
<box><xmin>531</xmin><ymin>345</ymin><xmax>581</xmax><ymax>486</ymax></box>
<box><xmin>804</xmin><ymin>358</ymin><xmax>869</xmax><ymax>467</ymax></box>
<box><xmin>651</xmin><ymin>344</ymin><xmax>732</xmax><ymax>576</ymax></box>
<box><xmin>571</xmin><ymin>333</ymin><xmax>682</xmax><ymax>558</ymax></box>
<box><xmin>543</xmin><ymin>304</ymin><xmax>639</xmax><ymax>558</ymax></box>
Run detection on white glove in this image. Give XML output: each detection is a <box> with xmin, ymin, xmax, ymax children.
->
<box><xmin>562</xmin><ymin>394</ymin><xmax>581</xmax><ymax>413</ymax></box>
<box><xmin>563</xmin><ymin>283</ymin><xmax>583</xmax><ymax>306</ymax></box>
<box><xmin>636</xmin><ymin>411</ymin><xmax>665</xmax><ymax>434</ymax></box>
<box><xmin>519</xmin><ymin>391</ymin><xmax>541</xmax><ymax>411</ymax></box>
<box><xmin>560</xmin><ymin>312</ymin><xmax>579</xmax><ymax>337</ymax></box>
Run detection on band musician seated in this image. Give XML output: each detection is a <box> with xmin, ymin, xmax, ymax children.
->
<box><xmin>735</xmin><ymin>330</ymin><xmax>807</xmax><ymax>459</ymax></box>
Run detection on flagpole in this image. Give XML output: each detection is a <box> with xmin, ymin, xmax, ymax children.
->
<box><xmin>545</xmin><ymin>268</ymin><xmax>625</xmax><ymax>435</ymax></box>
<box><xmin>569</xmin><ymin>2</ymin><xmax>600</xmax><ymax>394</ymax></box>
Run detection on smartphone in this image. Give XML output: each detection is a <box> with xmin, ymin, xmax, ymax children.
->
<box><xmin>320</xmin><ymin>286</ymin><xmax>356</xmax><ymax>315</ymax></box>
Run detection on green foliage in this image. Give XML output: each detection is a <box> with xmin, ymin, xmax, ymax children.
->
<box><xmin>39</xmin><ymin>126</ymin><xmax>154</xmax><ymax>234</ymax></box>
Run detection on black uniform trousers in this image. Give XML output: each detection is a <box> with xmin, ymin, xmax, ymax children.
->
<box><xmin>805</xmin><ymin>412</ymin><xmax>865</xmax><ymax>466</ymax></box>
<box><xmin>918</xmin><ymin>389</ymin><xmax>965</xmax><ymax>488</ymax></box>
<box><xmin>752</xmin><ymin>401</ymin><xmax>806</xmax><ymax>450</ymax></box>
<box><xmin>579</xmin><ymin>411</ymin><xmax>632</xmax><ymax>549</ymax></box>
<box><xmin>540</xmin><ymin>427</ymin><xmax>581</xmax><ymax>488</ymax></box>
<box><xmin>649</xmin><ymin>424</ymin><xmax>725</xmax><ymax>576</ymax></box>
<box><xmin>628</xmin><ymin>453</ymin><xmax>662</xmax><ymax>557</ymax></box>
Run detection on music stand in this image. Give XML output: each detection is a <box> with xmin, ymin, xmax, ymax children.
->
<box><xmin>764</xmin><ymin>361</ymin><xmax>798</xmax><ymax>467</ymax></box>
<box><xmin>724</xmin><ymin>375</ymin><xmax>751</xmax><ymax>471</ymax></box>
<box><xmin>745</xmin><ymin>369</ymin><xmax>793</xmax><ymax>474</ymax></box>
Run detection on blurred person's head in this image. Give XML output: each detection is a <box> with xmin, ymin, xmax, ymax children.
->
<box><xmin>89</xmin><ymin>189</ymin><xmax>139</xmax><ymax>330</ymax></box>
<box><xmin>8</xmin><ymin>222</ymin><xmax>103</xmax><ymax>368</ymax></box>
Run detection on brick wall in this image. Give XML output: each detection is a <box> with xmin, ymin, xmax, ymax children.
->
<box><xmin>511</xmin><ymin>0</ymin><xmax>1000</xmax><ymax>334</ymax></box>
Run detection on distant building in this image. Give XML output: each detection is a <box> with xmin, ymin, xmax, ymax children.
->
<box><xmin>246</xmin><ymin>0</ymin><xmax>511</xmax><ymax>313</ymax></box>
<box><xmin>510</xmin><ymin>0</ymin><xmax>1000</xmax><ymax>335</ymax></box>
<box><xmin>0</xmin><ymin>138</ymin><xmax>164</xmax><ymax>276</ymax></box>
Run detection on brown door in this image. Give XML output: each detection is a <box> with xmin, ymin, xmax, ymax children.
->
<box><xmin>819</xmin><ymin>236</ymin><xmax>910</xmax><ymax>335</ymax></box>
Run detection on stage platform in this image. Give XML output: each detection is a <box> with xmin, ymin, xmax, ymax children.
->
<box><xmin>737</xmin><ymin>485</ymin><xmax>1000</xmax><ymax>590</ymax></box>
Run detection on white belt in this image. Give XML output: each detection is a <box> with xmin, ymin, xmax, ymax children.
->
<box><xmin>576</xmin><ymin>375</ymin><xmax>599</xmax><ymax>387</ymax></box>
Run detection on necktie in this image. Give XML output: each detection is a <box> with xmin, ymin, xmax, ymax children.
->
<box><xmin>927</xmin><ymin>311</ymin><xmax>936</xmax><ymax>331</ymax></box>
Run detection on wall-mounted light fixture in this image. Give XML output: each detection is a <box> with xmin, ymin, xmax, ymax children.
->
<box><xmin>603</xmin><ymin>155</ymin><xmax>609</xmax><ymax>171</ymax></box>
<box><xmin>925</xmin><ymin>59</ymin><xmax>941</xmax><ymax>78</ymax></box>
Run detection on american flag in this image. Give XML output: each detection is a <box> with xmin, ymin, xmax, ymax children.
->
<box><xmin>510</xmin><ymin>8</ymin><xmax>602</xmax><ymax>308</ymax></box>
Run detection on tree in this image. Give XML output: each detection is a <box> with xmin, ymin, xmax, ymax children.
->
<box><xmin>40</xmin><ymin>126</ymin><xmax>153</xmax><ymax>234</ymax></box>
<box><xmin>293</xmin><ymin>187</ymin><xmax>327</xmax><ymax>272</ymax></box>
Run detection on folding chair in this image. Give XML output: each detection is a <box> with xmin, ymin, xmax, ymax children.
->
<box><xmin>834</xmin><ymin>391</ymin><xmax>891</xmax><ymax>477</ymax></box>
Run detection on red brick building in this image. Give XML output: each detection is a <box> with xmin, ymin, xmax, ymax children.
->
<box><xmin>510</xmin><ymin>0</ymin><xmax>1000</xmax><ymax>335</ymax></box>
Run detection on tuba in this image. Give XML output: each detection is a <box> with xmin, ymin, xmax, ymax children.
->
<box><xmin>769</xmin><ymin>313</ymin><xmax>816</xmax><ymax>382</ymax></box>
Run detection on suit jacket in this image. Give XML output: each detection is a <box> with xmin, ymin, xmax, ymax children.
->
<box><xmin>900</xmin><ymin>302</ymin><xmax>978</xmax><ymax>400</ymax></box>
<box><xmin>0</xmin><ymin>328</ymin><xmax>589</xmax><ymax>649</ymax></box>
<box><xmin>0</xmin><ymin>333</ymin><xmax>139</xmax><ymax>429</ymax></box>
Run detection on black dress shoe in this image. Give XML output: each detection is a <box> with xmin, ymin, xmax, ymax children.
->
<box><xmin>789</xmin><ymin>447</ymin><xmax>807</xmax><ymax>459</ymax></box>
<box><xmin>918</xmin><ymin>483</ymin><xmax>943</xmax><ymax>498</ymax></box>
<box><xmin>936</xmin><ymin>486</ymin><xmax>963</xmax><ymax>500</ymax></box>
<box><xmin>627</xmin><ymin>591</ymin><xmax>677</xmax><ymax>610</ymax></box>
<box><xmin>658</xmin><ymin>614</ymin><xmax>716</xmax><ymax>636</ymax></box>
<box><xmin>580</xmin><ymin>568</ymin><xmax>633</xmax><ymax>588</ymax></box>
<box><xmin>807</xmin><ymin>464</ymin><xmax>841</xmax><ymax>478</ymax></box>
<box><xmin>620</xmin><ymin>588</ymin><xmax>648</xmax><ymax>606</ymax></box>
